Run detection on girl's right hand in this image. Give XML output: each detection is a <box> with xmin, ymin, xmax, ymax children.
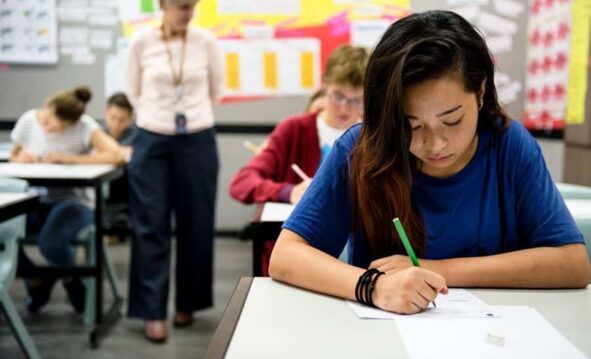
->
<box><xmin>289</xmin><ymin>179</ymin><xmax>312</xmax><ymax>204</ymax></box>
<box><xmin>15</xmin><ymin>149</ymin><xmax>38</xmax><ymax>163</ymax></box>
<box><xmin>371</xmin><ymin>267</ymin><xmax>448</xmax><ymax>314</ymax></box>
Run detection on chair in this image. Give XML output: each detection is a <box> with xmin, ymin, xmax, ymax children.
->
<box><xmin>19</xmin><ymin>181</ymin><xmax>123</xmax><ymax>325</ymax></box>
<box><xmin>21</xmin><ymin>223</ymin><xmax>123</xmax><ymax>326</ymax></box>
<box><xmin>0</xmin><ymin>177</ymin><xmax>40</xmax><ymax>359</ymax></box>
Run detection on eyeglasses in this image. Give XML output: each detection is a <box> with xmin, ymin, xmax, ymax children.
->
<box><xmin>328</xmin><ymin>92</ymin><xmax>363</xmax><ymax>110</ymax></box>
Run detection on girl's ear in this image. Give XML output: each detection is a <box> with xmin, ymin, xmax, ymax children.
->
<box><xmin>477</xmin><ymin>78</ymin><xmax>487</xmax><ymax>109</ymax></box>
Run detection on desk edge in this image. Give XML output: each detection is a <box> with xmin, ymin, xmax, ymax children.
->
<box><xmin>204</xmin><ymin>277</ymin><xmax>254</xmax><ymax>359</ymax></box>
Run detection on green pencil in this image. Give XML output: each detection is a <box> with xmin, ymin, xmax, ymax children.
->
<box><xmin>392</xmin><ymin>218</ymin><xmax>420</xmax><ymax>266</ymax></box>
<box><xmin>392</xmin><ymin>217</ymin><xmax>437</xmax><ymax>308</ymax></box>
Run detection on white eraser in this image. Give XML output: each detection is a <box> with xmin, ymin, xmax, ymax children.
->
<box><xmin>486</xmin><ymin>328</ymin><xmax>506</xmax><ymax>347</ymax></box>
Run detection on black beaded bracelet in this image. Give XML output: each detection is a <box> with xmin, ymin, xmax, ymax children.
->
<box><xmin>355</xmin><ymin>268</ymin><xmax>384</xmax><ymax>306</ymax></box>
<box><xmin>367</xmin><ymin>271</ymin><xmax>385</xmax><ymax>306</ymax></box>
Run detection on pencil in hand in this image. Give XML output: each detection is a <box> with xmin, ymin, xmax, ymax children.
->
<box><xmin>392</xmin><ymin>217</ymin><xmax>437</xmax><ymax>308</ymax></box>
<box><xmin>243</xmin><ymin>141</ymin><xmax>261</xmax><ymax>155</ymax></box>
<box><xmin>291</xmin><ymin>163</ymin><xmax>311</xmax><ymax>181</ymax></box>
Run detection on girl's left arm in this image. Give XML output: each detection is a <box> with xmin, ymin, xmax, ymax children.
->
<box><xmin>45</xmin><ymin>130</ymin><xmax>124</xmax><ymax>165</ymax></box>
<box><xmin>371</xmin><ymin>244</ymin><xmax>590</xmax><ymax>288</ymax></box>
<box><xmin>425</xmin><ymin>244</ymin><xmax>590</xmax><ymax>288</ymax></box>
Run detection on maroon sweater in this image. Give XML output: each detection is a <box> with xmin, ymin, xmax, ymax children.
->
<box><xmin>229</xmin><ymin>113</ymin><xmax>321</xmax><ymax>204</ymax></box>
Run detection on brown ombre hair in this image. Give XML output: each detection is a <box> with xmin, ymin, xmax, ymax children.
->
<box><xmin>46</xmin><ymin>86</ymin><xmax>92</xmax><ymax>124</ymax></box>
<box><xmin>350</xmin><ymin>11</ymin><xmax>509</xmax><ymax>259</ymax></box>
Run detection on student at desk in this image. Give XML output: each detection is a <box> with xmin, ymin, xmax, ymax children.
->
<box><xmin>11</xmin><ymin>86</ymin><xmax>123</xmax><ymax>314</ymax></box>
<box><xmin>103</xmin><ymin>92</ymin><xmax>136</xmax><ymax>161</ymax></box>
<box><xmin>229</xmin><ymin>45</ymin><xmax>369</xmax><ymax>205</ymax></box>
<box><xmin>243</xmin><ymin>88</ymin><xmax>328</xmax><ymax>156</ymax></box>
<box><xmin>269</xmin><ymin>11</ymin><xmax>591</xmax><ymax>315</ymax></box>
<box><xmin>102</xmin><ymin>92</ymin><xmax>135</xmax><ymax>241</ymax></box>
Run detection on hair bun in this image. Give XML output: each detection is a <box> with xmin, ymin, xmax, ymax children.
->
<box><xmin>73</xmin><ymin>86</ymin><xmax>92</xmax><ymax>103</ymax></box>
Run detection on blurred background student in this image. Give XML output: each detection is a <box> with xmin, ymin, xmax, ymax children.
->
<box><xmin>103</xmin><ymin>92</ymin><xmax>136</xmax><ymax>160</ymax></box>
<box><xmin>305</xmin><ymin>87</ymin><xmax>327</xmax><ymax>115</ymax></box>
<box><xmin>228</xmin><ymin>45</ymin><xmax>368</xmax><ymax>276</ymax></box>
<box><xmin>11</xmin><ymin>86</ymin><xmax>123</xmax><ymax>314</ymax></box>
<box><xmin>229</xmin><ymin>45</ymin><xmax>369</xmax><ymax>205</ymax></box>
<box><xmin>126</xmin><ymin>0</ymin><xmax>223</xmax><ymax>343</ymax></box>
<box><xmin>244</xmin><ymin>87</ymin><xmax>327</xmax><ymax>156</ymax></box>
<box><xmin>102</xmin><ymin>92</ymin><xmax>136</xmax><ymax>242</ymax></box>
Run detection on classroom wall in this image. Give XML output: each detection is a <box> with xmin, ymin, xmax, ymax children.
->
<box><xmin>0</xmin><ymin>2</ymin><xmax>569</xmax><ymax>232</ymax></box>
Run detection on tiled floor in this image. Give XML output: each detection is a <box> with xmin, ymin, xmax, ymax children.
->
<box><xmin>0</xmin><ymin>237</ymin><xmax>252</xmax><ymax>358</ymax></box>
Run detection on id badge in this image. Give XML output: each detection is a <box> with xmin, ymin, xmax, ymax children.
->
<box><xmin>175</xmin><ymin>112</ymin><xmax>188</xmax><ymax>134</ymax></box>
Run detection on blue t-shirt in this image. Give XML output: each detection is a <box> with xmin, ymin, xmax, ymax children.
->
<box><xmin>283</xmin><ymin>121</ymin><xmax>584</xmax><ymax>268</ymax></box>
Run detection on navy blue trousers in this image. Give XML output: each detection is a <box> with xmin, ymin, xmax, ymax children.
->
<box><xmin>127</xmin><ymin>128</ymin><xmax>218</xmax><ymax>320</ymax></box>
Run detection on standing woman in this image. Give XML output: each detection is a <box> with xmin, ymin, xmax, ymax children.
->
<box><xmin>126</xmin><ymin>0</ymin><xmax>223</xmax><ymax>342</ymax></box>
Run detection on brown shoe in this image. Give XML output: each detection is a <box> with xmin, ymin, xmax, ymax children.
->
<box><xmin>173</xmin><ymin>312</ymin><xmax>193</xmax><ymax>328</ymax></box>
<box><xmin>144</xmin><ymin>320</ymin><xmax>167</xmax><ymax>343</ymax></box>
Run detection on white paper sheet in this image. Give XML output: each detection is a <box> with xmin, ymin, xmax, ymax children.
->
<box><xmin>493</xmin><ymin>0</ymin><xmax>525</xmax><ymax>18</ymax></box>
<box><xmin>350</xmin><ymin>20</ymin><xmax>391</xmax><ymax>49</ymax></box>
<box><xmin>89</xmin><ymin>29</ymin><xmax>112</xmax><ymax>49</ymax></box>
<box><xmin>218</xmin><ymin>0</ymin><xmax>300</xmax><ymax>15</ymax></box>
<box><xmin>477</xmin><ymin>11</ymin><xmax>518</xmax><ymax>35</ymax></box>
<box><xmin>450</xmin><ymin>5</ymin><xmax>480</xmax><ymax>22</ymax></box>
<box><xmin>260</xmin><ymin>202</ymin><xmax>295</xmax><ymax>222</ymax></box>
<box><xmin>487</xmin><ymin>35</ymin><xmax>513</xmax><ymax>54</ymax></box>
<box><xmin>446</xmin><ymin>0</ymin><xmax>488</xmax><ymax>5</ymax></box>
<box><xmin>71</xmin><ymin>51</ymin><xmax>96</xmax><ymax>65</ymax></box>
<box><xmin>348</xmin><ymin>289</ymin><xmax>498</xmax><ymax>319</ymax></box>
<box><xmin>57</xmin><ymin>6</ymin><xmax>87</xmax><ymax>22</ymax></box>
<box><xmin>59</xmin><ymin>26</ymin><xmax>88</xmax><ymax>45</ymax></box>
<box><xmin>396</xmin><ymin>306</ymin><xmax>587</xmax><ymax>359</ymax></box>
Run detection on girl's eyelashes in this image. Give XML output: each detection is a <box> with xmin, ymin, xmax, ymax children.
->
<box><xmin>409</xmin><ymin>114</ymin><xmax>464</xmax><ymax>130</ymax></box>
<box><xmin>443</xmin><ymin>115</ymin><xmax>464</xmax><ymax>127</ymax></box>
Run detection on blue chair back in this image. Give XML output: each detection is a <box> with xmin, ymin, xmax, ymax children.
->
<box><xmin>0</xmin><ymin>177</ymin><xmax>29</xmax><ymax>286</ymax></box>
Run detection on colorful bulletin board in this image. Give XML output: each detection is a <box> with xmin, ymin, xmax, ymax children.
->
<box><xmin>119</xmin><ymin>0</ymin><xmax>410</xmax><ymax>99</ymax></box>
<box><xmin>0</xmin><ymin>0</ymin><xmax>58</xmax><ymax>64</ymax></box>
<box><xmin>524</xmin><ymin>0</ymin><xmax>591</xmax><ymax>130</ymax></box>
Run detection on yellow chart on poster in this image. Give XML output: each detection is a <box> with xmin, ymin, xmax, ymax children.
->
<box><xmin>120</xmin><ymin>0</ymin><xmax>410</xmax><ymax>98</ymax></box>
<box><xmin>566</xmin><ymin>0</ymin><xmax>591</xmax><ymax>125</ymax></box>
<box><xmin>194</xmin><ymin>0</ymin><xmax>409</xmax><ymax>36</ymax></box>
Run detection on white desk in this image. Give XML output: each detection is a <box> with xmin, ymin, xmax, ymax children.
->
<box><xmin>0</xmin><ymin>193</ymin><xmax>39</xmax><ymax>222</ymax></box>
<box><xmin>559</xmin><ymin>183</ymin><xmax>591</xmax><ymax>200</ymax></box>
<box><xmin>242</xmin><ymin>202</ymin><xmax>296</xmax><ymax>276</ymax></box>
<box><xmin>0</xmin><ymin>163</ymin><xmax>120</xmax><ymax>183</ymax></box>
<box><xmin>0</xmin><ymin>163</ymin><xmax>124</xmax><ymax>348</ymax></box>
<box><xmin>260</xmin><ymin>202</ymin><xmax>295</xmax><ymax>222</ymax></box>
<box><xmin>206</xmin><ymin>278</ymin><xmax>591</xmax><ymax>358</ymax></box>
<box><xmin>0</xmin><ymin>142</ymin><xmax>12</xmax><ymax>163</ymax></box>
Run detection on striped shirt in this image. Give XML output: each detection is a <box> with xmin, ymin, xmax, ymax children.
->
<box><xmin>11</xmin><ymin>109</ymin><xmax>99</xmax><ymax>208</ymax></box>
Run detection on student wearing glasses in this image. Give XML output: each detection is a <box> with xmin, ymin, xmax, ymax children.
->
<box><xmin>269</xmin><ymin>11</ymin><xmax>590</xmax><ymax>314</ymax></box>
<box><xmin>229</xmin><ymin>45</ymin><xmax>369</xmax><ymax>205</ymax></box>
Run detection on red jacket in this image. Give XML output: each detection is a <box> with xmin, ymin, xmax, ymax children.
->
<box><xmin>229</xmin><ymin>113</ymin><xmax>321</xmax><ymax>204</ymax></box>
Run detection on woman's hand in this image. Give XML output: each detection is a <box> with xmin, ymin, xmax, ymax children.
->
<box><xmin>371</xmin><ymin>267</ymin><xmax>448</xmax><ymax>314</ymax></box>
<box><xmin>289</xmin><ymin>179</ymin><xmax>312</xmax><ymax>204</ymax></box>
